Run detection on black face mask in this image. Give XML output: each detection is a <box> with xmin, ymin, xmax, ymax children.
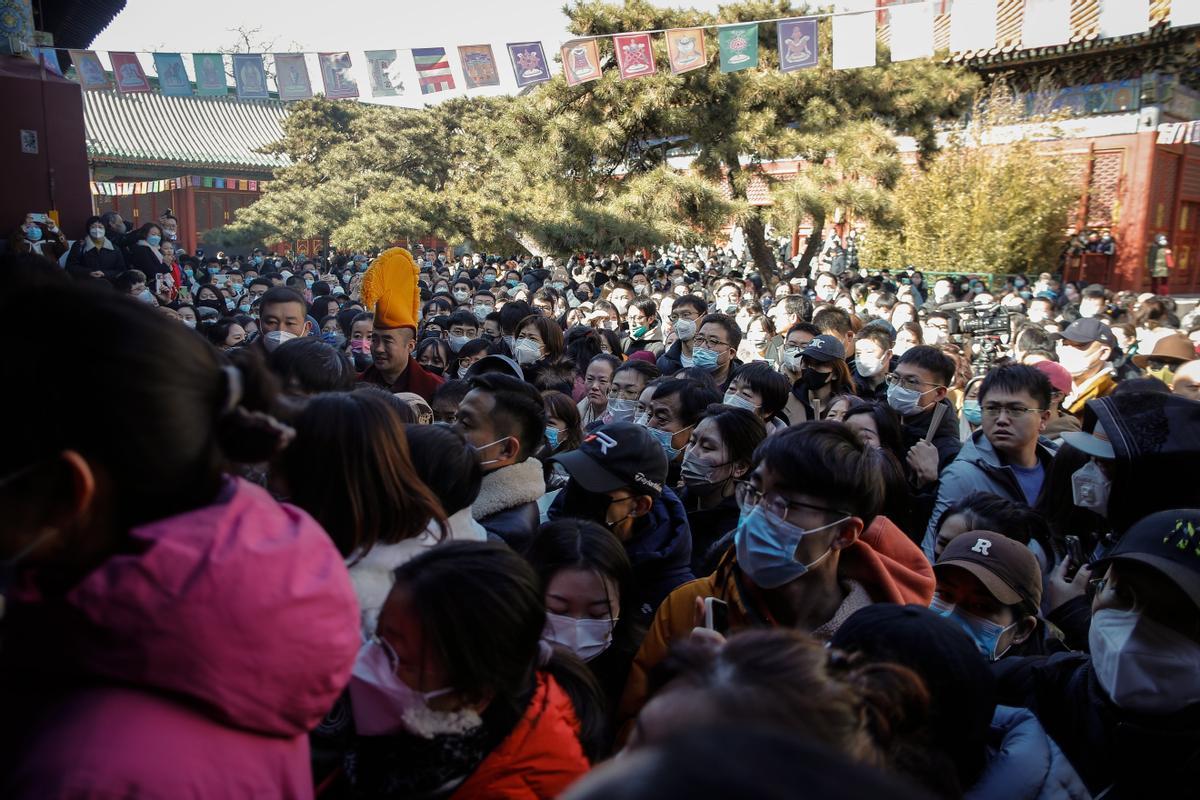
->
<box><xmin>799</xmin><ymin>367</ymin><xmax>831</xmax><ymax>392</ymax></box>
<box><xmin>562</xmin><ymin>481</ymin><xmax>616</xmax><ymax>527</ymax></box>
<box><xmin>422</xmin><ymin>363</ymin><xmax>446</xmax><ymax>377</ymax></box>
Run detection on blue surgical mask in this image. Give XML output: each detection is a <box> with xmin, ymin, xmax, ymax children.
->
<box><xmin>962</xmin><ymin>399</ymin><xmax>982</xmax><ymax>426</ymax></box>
<box><xmin>734</xmin><ymin>505</ymin><xmax>846</xmax><ymax>589</ymax></box>
<box><xmin>305</xmin><ymin>279</ymin><xmax>314</xmax><ymax>289</ymax></box>
<box><xmin>545</xmin><ymin>426</ymin><xmax>562</xmax><ymax>449</ymax></box>
<box><xmin>930</xmin><ymin>597</ymin><xmax>1013</xmax><ymax>661</ymax></box>
<box><xmin>692</xmin><ymin>346</ymin><xmax>720</xmax><ymax>372</ymax></box>
<box><xmin>146</xmin><ymin>234</ymin><xmax>162</xmax><ymax>247</ymax></box>
<box><xmin>238</xmin><ymin>303</ymin><xmax>251</xmax><ymax>314</ymax></box>
<box><xmin>184</xmin><ymin>268</ymin><xmax>194</xmax><ymax>279</ymax></box>
<box><xmin>226</xmin><ymin>298</ymin><xmax>236</xmax><ymax>311</ymax></box>
<box><xmin>25</xmin><ymin>225</ymin><xmax>43</xmax><ymax>241</ymax></box>
<box><xmin>886</xmin><ymin>383</ymin><xmax>925</xmax><ymax>417</ymax></box>
<box><xmin>646</xmin><ymin>424</ymin><xmax>691</xmax><ymax>460</ymax></box>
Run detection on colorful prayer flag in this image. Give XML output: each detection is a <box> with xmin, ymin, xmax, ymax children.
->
<box><xmin>274</xmin><ymin>53</ymin><xmax>313</xmax><ymax>101</ymax></box>
<box><xmin>1021</xmin><ymin>0</ymin><xmax>1070</xmax><ymax>49</ymax></box>
<box><xmin>718</xmin><ymin>24</ymin><xmax>758</xmax><ymax>73</ymax></box>
<box><xmin>365</xmin><ymin>49</ymin><xmax>404</xmax><ymax>96</ymax></box>
<box><xmin>561</xmin><ymin>39</ymin><xmax>602</xmax><ymax>86</ymax></box>
<box><xmin>232</xmin><ymin>53</ymin><xmax>269</xmax><ymax>99</ymax></box>
<box><xmin>318</xmin><ymin>52</ymin><xmax>360</xmax><ymax>99</ymax></box>
<box><xmin>832</xmin><ymin>1</ymin><xmax>876</xmax><ymax>70</ymax></box>
<box><xmin>109</xmin><ymin>52</ymin><xmax>151</xmax><ymax>93</ymax></box>
<box><xmin>889</xmin><ymin>2</ymin><xmax>934</xmax><ymax>61</ymax></box>
<box><xmin>614</xmin><ymin>32</ymin><xmax>656</xmax><ymax>79</ymax></box>
<box><xmin>152</xmin><ymin>52</ymin><xmax>192</xmax><ymax>96</ymax></box>
<box><xmin>31</xmin><ymin>47</ymin><xmax>62</xmax><ymax>75</ymax></box>
<box><xmin>412</xmin><ymin>47</ymin><xmax>455</xmax><ymax>94</ymax></box>
<box><xmin>507</xmin><ymin>42</ymin><xmax>551</xmax><ymax>88</ymax></box>
<box><xmin>949</xmin><ymin>0</ymin><xmax>997</xmax><ymax>52</ymax></box>
<box><xmin>1098</xmin><ymin>0</ymin><xmax>1149</xmax><ymax>38</ymax></box>
<box><xmin>666</xmin><ymin>28</ymin><xmax>707</xmax><ymax>75</ymax></box>
<box><xmin>193</xmin><ymin>53</ymin><xmax>227</xmax><ymax>95</ymax></box>
<box><xmin>776</xmin><ymin>18</ymin><xmax>818</xmax><ymax>72</ymax></box>
<box><xmin>1173</xmin><ymin>0</ymin><xmax>1200</xmax><ymax>27</ymax></box>
<box><xmin>70</xmin><ymin>50</ymin><xmax>110</xmax><ymax>89</ymax></box>
<box><xmin>458</xmin><ymin>44</ymin><xmax>500</xmax><ymax>89</ymax></box>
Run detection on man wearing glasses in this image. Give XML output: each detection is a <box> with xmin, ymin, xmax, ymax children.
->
<box><xmin>886</xmin><ymin>345</ymin><xmax>963</xmax><ymax>472</ymax></box>
<box><xmin>618</xmin><ymin>423</ymin><xmax>934</xmax><ymax>727</ymax></box>
<box><xmin>689</xmin><ymin>314</ymin><xmax>742</xmax><ymax>392</ymax></box>
<box><xmin>656</xmin><ymin>295</ymin><xmax>708</xmax><ymax>373</ymax></box>
<box><xmin>922</xmin><ymin>364</ymin><xmax>1057</xmax><ymax>560</ymax></box>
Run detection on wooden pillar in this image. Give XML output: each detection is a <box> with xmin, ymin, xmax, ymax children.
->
<box><xmin>1116</xmin><ymin>131</ymin><xmax>1158</xmax><ymax>291</ymax></box>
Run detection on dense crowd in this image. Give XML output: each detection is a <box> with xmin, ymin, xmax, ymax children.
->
<box><xmin>2</xmin><ymin>210</ymin><xmax>1200</xmax><ymax>800</ymax></box>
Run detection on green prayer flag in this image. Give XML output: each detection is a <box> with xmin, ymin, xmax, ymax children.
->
<box><xmin>718</xmin><ymin>23</ymin><xmax>759</xmax><ymax>73</ymax></box>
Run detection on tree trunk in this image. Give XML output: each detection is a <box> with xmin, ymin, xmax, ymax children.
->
<box><xmin>798</xmin><ymin>210</ymin><xmax>826</xmax><ymax>277</ymax></box>
<box><xmin>743</xmin><ymin>210</ymin><xmax>778</xmax><ymax>282</ymax></box>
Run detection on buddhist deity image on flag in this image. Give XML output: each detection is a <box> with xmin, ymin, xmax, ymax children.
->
<box><xmin>614</xmin><ymin>32</ymin><xmax>656</xmax><ymax>79</ymax></box>
<box><xmin>777</xmin><ymin>18</ymin><xmax>817</xmax><ymax>72</ymax></box>
<box><xmin>666</xmin><ymin>28</ymin><xmax>706</xmax><ymax>74</ymax></box>
<box><xmin>318</xmin><ymin>51</ymin><xmax>360</xmax><ymax>99</ymax></box>
<box><xmin>561</xmin><ymin>39</ymin><xmax>601</xmax><ymax>86</ymax></box>
<box><xmin>458</xmin><ymin>45</ymin><xmax>500</xmax><ymax>89</ymax></box>
<box><xmin>507</xmin><ymin>42</ymin><xmax>551</xmax><ymax>88</ymax></box>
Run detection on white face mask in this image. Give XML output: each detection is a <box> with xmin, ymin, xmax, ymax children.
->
<box><xmin>855</xmin><ymin>353</ymin><xmax>885</xmax><ymax>378</ymax></box>
<box><xmin>514</xmin><ymin>338</ymin><xmax>543</xmax><ymax>365</ymax></box>
<box><xmin>673</xmin><ymin>318</ymin><xmax>697</xmax><ymax>342</ymax></box>
<box><xmin>263</xmin><ymin>330</ymin><xmax>297</xmax><ymax>353</ymax></box>
<box><xmin>1089</xmin><ymin>608</ymin><xmax>1200</xmax><ymax>714</ymax></box>
<box><xmin>348</xmin><ymin>639</ymin><xmax>481</xmax><ymax>738</ymax></box>
<box><xmin>1057</xmin><ymin>344</ymin><xmax>1101</xmax><ymax>377</ymax></box>
<box><xmin>543</xmin><ymin>612</ymin><xmax>617</xmax><ymax>662</ymax></box>
<box><xmin>723</xmin><ymin>391</ymin><xmax>759</xmax><ymax>414</ymax></box>
<box><xmin>1071</xmin><ymin>459</ymin><xmax>1111</xmax><ymax>516</ymax></box>
<box><xmin>604</xmin><ymin>397</ymin><xmax>638</xmax><ymax>423</ymax></box>
<box><xmin>89</xmin><ymin>227</ymin><xmax>105</xmax><ymax>240</ymax></box>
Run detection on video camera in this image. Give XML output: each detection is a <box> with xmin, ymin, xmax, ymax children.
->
<box><xmin>937</xmin><ymin>302</ymin><xmax>1014</xmax><ymax>376</ymax></box>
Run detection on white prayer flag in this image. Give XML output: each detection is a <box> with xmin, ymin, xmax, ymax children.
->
<box><xmin>1021</xmin><ymin>0</ymin><xmax>1071</xmax><ymax>49</ymax></box>
<box><xmin>1172</xmin><ymin>0</ymin><xmax>1200</xmax><ymax>28</ymax></box>
<box><xmin>1099</xmin><ymin>0</ymin><xmax>1149</xmax><ymax>38</ymax></box>
<box><xmin>833</xmin><ymin>0</ymin><xmax>876</xmax><ymax>70</ymax></box>
<box><xmin>890</xmin><ymin>2</ymin><xmax>935</xmax><ymax>61</ymax></box>
<box><xmin>950</xmin><ymin>0</ymin><xmax>998</xmax><ymax>52</ymax></box>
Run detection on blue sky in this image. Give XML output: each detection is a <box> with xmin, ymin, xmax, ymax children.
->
<box><xmin>91</xmin><ymin>0</ymin><xmax>726</xmax><ymax>107</ymax></box>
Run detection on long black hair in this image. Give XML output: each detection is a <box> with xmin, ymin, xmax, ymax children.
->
<box><xmin>392</xmin><ymin>541</ymin><xmax>606</xmax><ymax>761</ymax></box>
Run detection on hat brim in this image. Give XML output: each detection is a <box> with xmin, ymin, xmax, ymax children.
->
<box><xmin>548</xmin><ymin>449</ymin><xmax>634</xmax><ymax>495</ymax></box>
<box><xmin>1060</xmin><ymin>431</ymin><xmax>1116</xmax><ymax>460</ymax></box>
<box><xmin>802</xmin><ymin>350</ymin><xmax>843</xmax><ymax>364</ymax></box>
<box><xmin>934</xmin><ymin>561</ymin><xmax>1025</xmax><ymax>606</ymax></box>
<box><xmin>1132</xmin><ymin>353</ymin><xmax>1190</xmax><ymax>368</ymax></box>
<box><xmin>1092</xmin><ymin>553</ymin><xmax>1200</xmax><ymax>613</ymax></box>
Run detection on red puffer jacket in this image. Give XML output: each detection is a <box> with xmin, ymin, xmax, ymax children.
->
<box><xmin>454</xmin><ymin>672</ymin><xmax>590</xmax><ymax>799</ymax></box>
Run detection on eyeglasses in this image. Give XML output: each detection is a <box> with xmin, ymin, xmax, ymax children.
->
<box><xmin>691</xmin><ymin>335</ymin><xmax>730</xmax><ymax>349</ymax></box>
<box><xmin>885</xmin><ymin>373</ymin><xmax>941</xmax><ymax>391</ymax></box>
<box><xmin>734</xmin><ymin>481</ymin><xmax>846</xmax><ymax>521</ymax></box>
<box><xmin>981</xmin><ymin>402</ymin><xmax>1046</xmax><ymax>418</ymax></box>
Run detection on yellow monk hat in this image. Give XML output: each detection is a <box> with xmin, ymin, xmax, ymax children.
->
<box><xmin>361</xmin><ymin>247</ymin><xmax>419</xmax><ymax>331</ymax></box>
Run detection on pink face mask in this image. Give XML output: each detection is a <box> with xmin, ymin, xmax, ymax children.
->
<box><xmin>347</xmin><ymin>638</ymin><xmax>481</xmax><ymax>739</ymax></box>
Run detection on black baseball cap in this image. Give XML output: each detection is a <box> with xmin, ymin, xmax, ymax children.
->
<box><xmin>550</xmin><ymin>422</ymin><xmax>667</xmax><ymax>497</ymax></box>
<box><xmin>465</xmin><ymin>354</ymin><xmax>523</xmax><ymax>381</ymax></box>
<box><xmin>935</xmin><ymin>531</ymin><xmax>1042</xmax><ymax>609</ymax></box>
<box><xmin>1094</xmin><ymin>509</ymin><xmax>1200</xmax><ymax>612</ymax></box>
<box><xmin>1058</xmin><ymin>318</ymin><xmax>1118</xmax><ymax>351</ymax></box>
<box><xmin>801</xmin><ymin>334</ymin><xmax>846</xmax><ymax>363</ymax></box>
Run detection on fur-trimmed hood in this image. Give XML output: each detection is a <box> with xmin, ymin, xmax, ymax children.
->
<box><xmin>471</xmin><ymin>458</ymin><xmax>546</xmax><ymax>521</ymax></box>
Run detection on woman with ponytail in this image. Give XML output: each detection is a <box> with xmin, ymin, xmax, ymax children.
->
<box><xmin>320</xmin><ymin>541</ymin><xmax>601</xmax><ymax>797</ymax></box>
<box><xmin>0</xmin><ymin>283</ymin><xmax>361</xmax><ymax>798</ymax></box>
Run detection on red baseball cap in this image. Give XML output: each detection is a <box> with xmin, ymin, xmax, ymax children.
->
<box><xmin>1032</xmin><ymin>359</ymin><xmax>1073</xmax><ymax>395</ymax></box>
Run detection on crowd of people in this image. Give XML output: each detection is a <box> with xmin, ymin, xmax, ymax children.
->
<box><xmin>2</xmin><ymin>213</ymin><xmax>1200</xmax><ymax>799</ymax></box>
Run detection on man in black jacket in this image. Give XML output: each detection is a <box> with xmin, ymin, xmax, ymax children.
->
<box><xmin>887</xmin><ymin>345</ymin><xmax>963</xmax><ymax>471</ymax></box>
<box><xmin>993</xmin><ymin>509</ymin><xmax>1200</xmax><ymax>798</ymax></box>
<box><xmin>454</xmin><ymin>372</ymin><xmax>547</xmax><ymax>551</ymax></box>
